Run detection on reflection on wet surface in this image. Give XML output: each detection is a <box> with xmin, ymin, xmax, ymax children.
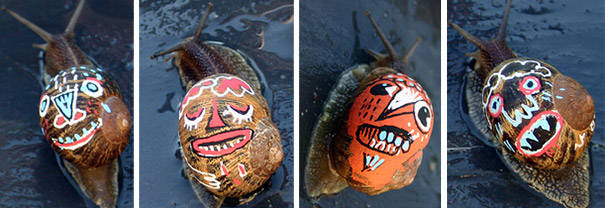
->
<box><xmin>139</xmin><ymin>0</ymin><xmax>293</xmax><ymax>207</ymax></box>
<box><xmin>0</xmin><ymin>0</ymin><xmax>133</xmax><ymax>207</ymax></box>
<box><xmin>448</xmin><ymin>0</ymin><xmax>605</xmax><ymax>207</ymax></box>
<box><xmin>300</xmin><ymin>0</ymin><xmax>441</xmax><ymax>207</ymax></box>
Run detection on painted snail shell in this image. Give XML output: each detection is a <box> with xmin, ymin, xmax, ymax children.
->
<box><xmin>483</xmin><ymin>58</ymin><xmax>594</xmax><ymax>170</ymax></box>
<box><xmin>179</xmin><ymin>73</ymin><xmax>283</xmax><ymax>197</ymax></box>
<box><xmin>39</xmin><ymin>66</ymin><xmax>131</xmax><ymax>168</ymax></box>
<box><xmin>449</xmin><ymin>0</ymin><xmax>595</xmax><ymax>170</ymax></box>
<box><xmin>328</xmin><ymin>12</ymin><xmax>434</xmax><ymax>195</ymax></box>
<box><xmin>330</xmin><ymin>68</ymin><xmax>434</xmax><ymax>195</ymax></box>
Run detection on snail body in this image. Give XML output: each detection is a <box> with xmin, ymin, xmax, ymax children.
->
<box><xmin>151</xmin><ymin>3</ymin><xmax>282</xmax><ymax>207</ymax></box>
<box><xmin>449</xmin><ymin>0</ymin><xmax>594</xmax><ymax>207</ymax></box>
<box><xmin>3</xmin><ymin>1</ymin><xmax>131</xmax><ymax>207</ymax></box>
<box><xmin>305</xmin><ymin>12</ymin><xmax>433</xmax><ymax>197</ymax></box>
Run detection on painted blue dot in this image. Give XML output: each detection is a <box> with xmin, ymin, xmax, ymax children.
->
<box><xmin>96</xmin><ymin>74</ymin><xmax>103</xmax><ymax>80</ymax></box>
<box><xmin>379</xmin><ymin>131</ymin><xmax>387</xmax><ymax>141</ymax></box>
<box><xmin>87</xmin><ymin>83</ymin><xmax>98</xmax><ymax>92</ymax></box>
<box><xmin>387</xmin><ymin>132</ymin><xmax>394</xmax><ymax>143</ymax></box>
<box><xmin>101</xmin><ymin>103</ymin><xmax>112</xmax><ymax>113</ymax></box>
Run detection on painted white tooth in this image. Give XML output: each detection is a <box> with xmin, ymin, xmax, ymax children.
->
<box><xmin>376</xmin><ymin>141</ymin><xmax>386</xmax><ymax>151</ymax></box>
<box><xmin>387</xmin><ymin>132</ymin><xmax>394</xmax><ymax>143</ymax></box>
<box><xmin>215</xmin><ymin>145</ymin><xmax>221</xmax><ymax>150</ymax></box>
<box><xmin>230</xmin><ymin>142</ymin><xmax>235</xmax><ymax>147</ymax></box>
<box><xmin>523</xmin><ymin>131</ymin><xmax>539</xmax><ymax>142</ymax></box>
<box><xmin>394</xmin><ymin>137</ymin><xmax>402</xmax><ymax>146</ymax></box>
<box><xmin>386</xmin><ymin>144</ymin><xmax>391</xmax><ymax>152</ymax></box>
<box><xmin>369</xmin><ymin>138</ymin><xmax>377</xmax><ymax>148</ymax></box>
<box><xmin>520</xmin><ymin>138</ymin><xmax>531</xmax><ymax>149</ymax></box>
<box><xmin>402</xmin><ymin>140</ymin><xmax>410</xmax><ymax>151</ymax></box>
<box><xmin>223</xmin><ymin>144</ymin><xmax>228</xmax><ymax>149</ymax></box>
<box><xmin>202</xmin><ymin>146</ymin><xmax>208</xmax><ymax>150</ymax></box>
<box><xmin>209</xmin><ymin>146</ymin><xmax>215</xmax><ymax>151</ymax></box>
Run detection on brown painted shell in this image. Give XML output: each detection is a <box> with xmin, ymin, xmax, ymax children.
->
<box><xmin>39</xmin><ymin>66</ymin><xmax>131</xmax><ymax>168</ymax></box>
<box><xmin>178</xmin><ymin>73</ymin><xmax>283</xmax><ymax>198</ymax></box>
<box><xmin>482</xmin><ymin>58</ymin><xmax>595</xmax><ymax>169</ymax></box>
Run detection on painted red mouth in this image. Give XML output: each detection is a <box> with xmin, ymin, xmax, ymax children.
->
<box><xmin>53</xmin><ymin>118</ymin><xmax>102</xmax><ymax>150</ymax></box>
<box><xmin>191</xmin><ymin>129</ymin><xmax>253</xmax><ymax>157</ymax></box>
<box><xmin>515</xmin><ymin>111</ymin><xmax>563</xmax><ymax>157</ymax></box>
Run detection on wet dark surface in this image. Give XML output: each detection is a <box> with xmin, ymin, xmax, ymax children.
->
<box><xmin>139</xmin><ymin>0</ymin><xmax>293</xmax><ymax>207</ymax></box>
<box><xmin>0</xmin><ymin>0</ymin><xmax>133</xmax><ymax>207</ymax></box>
<box><xmin>448</xmin><ymin>0</ymin><xmax>605</xmax><ymax>207</ymax></box>
<box><xmin>300</xmin><ymin>0</ymin><xmax>441</xmax><ymax>207</ymax></box>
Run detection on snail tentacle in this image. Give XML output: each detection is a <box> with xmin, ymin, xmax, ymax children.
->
<box><xmin>1</xmin><ymin>6</ymin><xmax>53</xmax><ymax>42</ymax></box>
<box><xmin>194</xmin><ymin>3</ymin><xmax>214</xmax><ymax>42</ymax></box>
<box><xmin>365</xmin><ymin>11</ymin><xmax>399</xmax><ymax>60</ymax></box>
<box><xmin>496</xmin><ymin>0</ymin><xmax>513</xmax><ymax>41</ymax></box>
<box><xmin>64</xmin><ymin>0</ymin><xmax>86</xmax><ymax>38</ymax></box>
<box><xmin>401</xmin><ymin>37</ymin><xmax>422</xmax><ymax>70</ymax></box>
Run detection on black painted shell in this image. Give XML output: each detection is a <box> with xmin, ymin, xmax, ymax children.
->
<box><xmin>482</xmin><ymin>58</ymin><xmax>595</xmax><ymax>170</ymax></box>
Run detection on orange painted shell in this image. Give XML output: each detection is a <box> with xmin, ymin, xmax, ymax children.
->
<box><xmin>483</xmin><ymin>58</ymin><xmax>595</xmax><ymax>169</ymax></box>
<box><xmin>178</xmin><ymin>73</ymin><xmax>283</xmax><ymax>197</ymax></box>
<box><xmin>39</xmin><ymin>66</ymin><xmax>131</xmax><ymax>168</ymax></box>
<box><xmin>331</xmin><ymin>70</ymin><xmax>433</xmax><ymax>195</ymax></box>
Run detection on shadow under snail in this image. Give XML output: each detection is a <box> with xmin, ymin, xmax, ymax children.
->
<box><xmin>305</xmin><ymin>12</ymin><xmax>434</xmax><ymax>197</ymax></box>
<box><xmin>150</xmin><ymin>3</ymin><xmax>283</xmax><ymax>207</ymax></box>
<box><xmin>449</xmin><ymin>0</ymin><xmax>595</xmax><ymax>207</ymax></box>
<box><xmin>2</xmin><ymin>0</ymin><xmax>131</xmax><ymax>207</ymax></box>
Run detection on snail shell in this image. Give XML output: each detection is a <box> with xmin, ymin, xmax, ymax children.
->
<box><xmin>449</xmin><ymin>0</ymin><xmax>595</xmax><ymax>171</ymax></box>
<box><xmin>483</xmin><ymin>58</ymin><xmax>594</xmax><ymax>170</ymax></box>
<box><xmin>179</xmin><ymin>74</ymin><xmax>282</xmax><ymax>197</ymax></box>
<box><xmin>449</xmin><ymin>0</ymin><xmax>594</xmax><ymax>207</ymax></box>
<box><xmin>307</xmin><ymin>11</ymin><xmax>433</xmax><ymax>196</ymax></box>
<box><xmin>330</xmin><ymin>67</ymin><xmax>433</xmax><ymax>195</ymax></box>
<box><xmin>39</xmin><ymin>66</ymin><xmax>131</xmax><ymax>168</ymax></box>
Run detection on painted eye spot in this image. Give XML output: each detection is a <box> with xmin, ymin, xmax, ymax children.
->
<box><xmin>80</xmin><ymin>79</ymin><xmax>104</xmax><ymax>98</ymax></box>
<box><xmin>183</xmin><ymin>106</ymin><xmax>206</xmax><ymax>131</ymax></box>
<box><xmin>488</xmin><ymin>94</ymin><xmax>504</xmax><ymax>117</ymax></box>
<box><xmin>414</xmin><ymin>100</ymin><xmax>432</xmax><ymax>133</ymax></box>
<box><xmin>222</xmin><ymin>103</ymin><xmax>254</xmax><ymax>124</ymax></box>
<box><xmin>370</xmin><ymin>83</ymin><xmax>397</xmax><ymax>97</ymax></box>
<box><xmin>39</xmin><ymin>95</ymin><xmax>50</xmax><ymax>117</ymax></box>
<box><xmin>519</xmin><ymin>76</ymin><xmax>541</xmax><ymax>95</ymax></box>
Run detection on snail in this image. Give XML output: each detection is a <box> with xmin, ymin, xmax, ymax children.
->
<box><xmin>150</xmin><ymin>3</ymin><xmax>283</xmax><ymax>207</ymax></box>
<box><xmin>2</xmin><ymin>0</ymin><xmax>131</xmax><ymax>207</ymax></box>
<box><xmin>449</xmin><ymin>0</ymin><xmax>594</xmax><ymax>207</ymax></box>
<box><xmin>305</xmin><ymin>12</ymin><xmax>433</xmax><ymax>197</ymax></box>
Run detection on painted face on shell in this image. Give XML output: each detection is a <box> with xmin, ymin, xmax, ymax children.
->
<box><xmin>39</xmin><ymin>66</ymin><xmax>129</xmax><ymax>167</ymax></box>
<box><xmin>345</xmin><ymin>73</ymin><xmax>433</xmax><ymax>190</ymax></box>
<box><xmin>482</xmin><ymin>58</ymin><xmax>595</xmax><ymax>168</ymax></box>
<box><xmin>179</xmin><ymin>74</ymin><xmax>282</xmax><ymax>197</ymax></box>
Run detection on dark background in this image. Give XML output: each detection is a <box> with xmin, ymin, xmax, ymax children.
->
<box><xmin>0</xmin><ymin>0</ymin><xmax>133</xmax><ymax>207</ymax></box>
<box><xmin>447</xmin><ymin>0</ymin><xmax>605</xmax><ymax>207</ymax></box>
<box><xmin>139</xmin><ymin>0</ymin><xmax>293</xmax><ymax>207</ymax></box>
<box><xmin>300</xmin><ymin>0</ymin><xmax>441</xmax><ymax>207</ymax></box>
